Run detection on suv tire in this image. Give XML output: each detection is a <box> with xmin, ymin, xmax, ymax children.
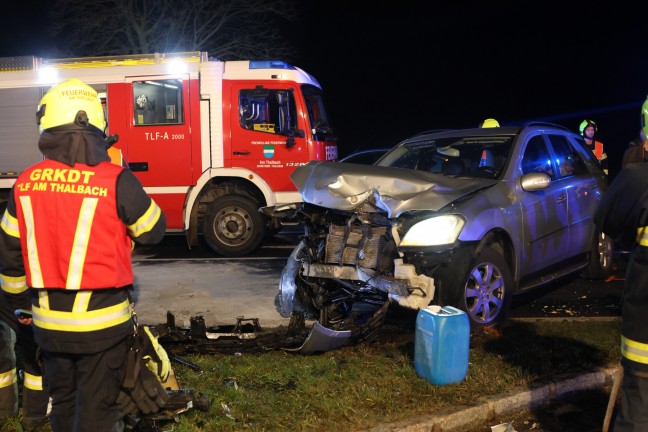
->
<box><xmin>581</xmin><ymin>229</ymin><xmax>613</xmax><ymax>280</ymax></box>
<box><xmin>441</xmin><ymin>246</ymin><xmax>513</xmax><ymax>329</ymax></box>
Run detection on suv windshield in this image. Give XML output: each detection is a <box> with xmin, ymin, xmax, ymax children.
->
<box><xmin>377</xmin><ymin>135</ymin><xmax>514</xmax><ymax>179</ymax></box>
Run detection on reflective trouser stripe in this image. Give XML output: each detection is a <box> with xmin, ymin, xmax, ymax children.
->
<box><xmin>622</xmin><ymin>335</ymin><xmax>648</xmax><ymax>365</ymax></box>
<box><xmin>23</xmin><ymin>372</ymin><xmax>43</xmax><ymax>391</ymax></box>
<box><xmin>33</xmin><ymin>298</ymin><xmax>132</xmax><ymax>332</ymax></box>
<box><xmin>0</xmin><ymin>369</ymin><xmax>16</xmax><ymax>388</ymax></box>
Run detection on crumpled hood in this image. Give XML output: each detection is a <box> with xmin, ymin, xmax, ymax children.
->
<box><xmin>291</xmin><ymin>161</ymin><xmax>496</xmax><ymax>218</ymax></box>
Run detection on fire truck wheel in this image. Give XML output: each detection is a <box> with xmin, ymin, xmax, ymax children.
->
<box><xmin>202</xmin><ymin>195</ymin><xmax>265</xmax><ymax>257</ymax></box>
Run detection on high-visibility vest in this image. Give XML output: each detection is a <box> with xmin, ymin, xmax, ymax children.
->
<box><xmin>12</xmin><ymin>159</ymin><xmax>134</xmax><ymax>290</ymax></box>
<box><xmin>588</xmin><ymin>140</ymin><xmax>605</xmax><ymax>160</ymax></box>
<box><xmin>107</xmin><ymin>146</ymin><xmax>123</xmax><ymax>166</ymax></box>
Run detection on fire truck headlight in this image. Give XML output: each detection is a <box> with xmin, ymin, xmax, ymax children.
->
<box><xmin>38</xmin><ymin>67</ymin><xmax>58</xmax><ymax>85</ymax></box>
<box><xmin>166</xmin><ymin>59</ymin><xmax>188</xmax><ymax>75</ymax></box>
<box><xmin>400</xmin><ymin>215</ymin><xmax>465</xmax><ymax>247</ymax></box>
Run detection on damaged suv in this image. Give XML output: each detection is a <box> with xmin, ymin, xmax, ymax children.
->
<box><xmin>264</xmin><ymin>123</ymin><xmax>612</xmax><ymax>333</ymax></box>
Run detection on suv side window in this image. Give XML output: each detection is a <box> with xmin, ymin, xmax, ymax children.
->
<box><xmin>571</xmin><ymin>136</ymin><xmax>603</xmax><ymax>173</ymax></box>
<box><xmin>546</xmin><ymin>134</ymin><xmax>587</xmax><ymax>178</ymax></box>
<box><xmin>522</xmin><ymin>135</ymin><xmax>555</xmax><ymax>179</ymax></box>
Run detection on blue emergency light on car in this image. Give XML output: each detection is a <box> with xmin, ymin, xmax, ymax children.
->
<box><xmin>249</xmin><ymin>60</ymin><xmax>296</xmax><ymax>70</ymax></box>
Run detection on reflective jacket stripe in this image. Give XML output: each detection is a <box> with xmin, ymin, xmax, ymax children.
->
<box><xmin>32</xmin><ymin>298</ymin><xmax>132</xmax><ymax>332</ymax></box>
<box><xmin>594</xmin><ymin>141</ymin><xmax>604</xmax><ymax>160</ymax></box>
<box><xmin>66</xmin><ymin>198</ymin><xmax>99</xmax><ymax>290</ymax></box>
<box><xmin>0</xmin><ymin>210</ymin><xmax>19</xmax><ymax>238</ymax></box>
<box><xmin>0</xmin><ymin>274</ymin><xmax>27</xmax><ymax>295</ymax></box>
<box><xmin>72</xmin><ymin>291</ymin><xmax>92</xmax><ymax>313</ymax></box>
<box><xmin>18</xmin><ymin>196</ymin><xmax>44</xmax><ymax>288</ymax></box>
<box><xmin>621</xmin><ymin>335</ymin><xmax>648</xmax><ymax>364</ymax></box>
<box><xmin>23</xmin><ymin>372</ymin><xmax>42</xmax><ymax>391</ymax></box>
<box><xmin>0</xmin><ymin>369</ymin><xmax>16</xmax><ymax>388</ymax></box>
<box><xmin>128</xmin><ymin>200</ymin><xmax>162</xmax><ymax>238</ymax></box>
<box><xmin>38</xmin><ymin>290</ymin><xmax>49</xmax><ymax>310</ymax></box>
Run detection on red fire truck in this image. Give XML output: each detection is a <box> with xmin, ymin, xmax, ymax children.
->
<box><xmin>0</xmin><ymin>52</ymin><xmax>338</xmax><ymax>256</ymax></box>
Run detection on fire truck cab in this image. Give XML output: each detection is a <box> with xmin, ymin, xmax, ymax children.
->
<box><xmin>0</xmin><ymin>52</ymin><xmax>338</xmax><ymax>256</ymax></box>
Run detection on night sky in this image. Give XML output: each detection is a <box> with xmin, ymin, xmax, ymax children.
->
<box><xmin>1</xmin><ymin>1</ymin><xmax>646</xmax><ymax>179</ymax></box>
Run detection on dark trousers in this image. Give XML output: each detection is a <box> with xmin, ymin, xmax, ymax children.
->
<box><xmin>614</xmin><ymin>370</ymin><xmax>648</xmax><ymax>432</ymax></box>
<box><xmin>41</xmin><ymin>338</ymin><xmax>128</xmax><ymax>432</ymax></box>
<box><xmin>0</xmin><ymin>308</ymin><xmax>49</xmax><ymax>430</ymax></box>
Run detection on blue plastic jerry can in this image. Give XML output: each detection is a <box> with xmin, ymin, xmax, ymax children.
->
<box><xmin>414</xmin><ymin>305</ymin><xmax>470</xmax><ymax>385</ymax></box>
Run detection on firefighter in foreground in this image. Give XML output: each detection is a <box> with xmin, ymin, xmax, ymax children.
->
<box><xmin>0</xmin><ymin>78</ymin><xmax>167</xmax><ymax>431</ymax></box>
<box><xmin>594</xmin><ymin>97</ymin><xmax>648</xmax><ymax>431</ymax></box>
<box><xmin>580</xmin><ymin>119</ymin><xmax>609</xmax><ymax>175</ymax></box>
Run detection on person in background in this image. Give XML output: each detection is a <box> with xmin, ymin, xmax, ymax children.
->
<box><xmin>0</xmin><ymin>305</ymin><xmax>49</xmax><ymax>431</ymax></box>
<box><xmin>479</xmin><ymin>118</ymin><xmax>500</xmax><ymax>128</ymax></box>
<box><xmin>594</xmin><ymin>96</ymin><xmax>648</xmax><ymax>431</ymax></box>
<box><xmin>0</xmin><ymin>78</ymin><xmax>166</xmax><ymax>432</ymax></box>
<box><xmin>622</xmin><ymin>129</ymin><xmax>648</xmax><ymax>168</ymax></box>
<box><xmin>579</xmin><ymin>119</ymin><xmax>608</xmax><ymax>175</ymax></box>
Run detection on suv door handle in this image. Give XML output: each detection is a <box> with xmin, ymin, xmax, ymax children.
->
<box><xmin>557</xmin><ymin>193</ymin><xmax>567</xmax><ymax>203</ymax></box>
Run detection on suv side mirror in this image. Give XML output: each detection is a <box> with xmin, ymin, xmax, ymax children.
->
<box><xmin>521</xmin><ymin>172</ymin><xmax>551</xmax><ymax>191</ymax></box>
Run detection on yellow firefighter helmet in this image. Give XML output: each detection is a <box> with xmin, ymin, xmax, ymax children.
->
<box><xmin>481</xmin><ymin>118</ymin><xmax>500</xmax><ymax>128</ymax></box>
<box><xmin>36</xmin><ymin>78</ymin><xmax>106</xmax><ymax>134</ymax></box>
<box><xmin>579</xmin><ymin>119</ymin><xmax>597</xmax><ymax>136</ymax></box>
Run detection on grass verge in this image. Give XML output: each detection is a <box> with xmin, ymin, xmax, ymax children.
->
<box><xmin>1</xmin><ymin>318</ymin><xmax>621</xmax><ymax>432</ymax></box>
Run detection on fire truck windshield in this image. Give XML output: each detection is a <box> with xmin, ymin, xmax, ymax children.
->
<box><xmin>302</xmin><ymin>85</ymin><xmax>336</xmax><ymax>142</ymax></box>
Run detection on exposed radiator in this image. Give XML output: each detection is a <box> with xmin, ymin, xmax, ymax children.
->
<box><xmin>325</xmin><ymin>224</ymin><xmax>387</xmax><ymax>268</ymax></box>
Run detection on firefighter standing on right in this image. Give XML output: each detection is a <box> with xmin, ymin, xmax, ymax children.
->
<box><xmin>579</xmin><ymin>119</ymin><xmax>609</xmax><ymax>175</ymax></box>
<box><xmin>594</xmin><ymin>97</ymin><xmax>648</xmax><ymax>431</ymax></box>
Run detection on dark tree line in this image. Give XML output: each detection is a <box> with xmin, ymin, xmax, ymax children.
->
<box><xmin>47</xmin><ymin>0</ymin><xmax>299</xmax><ymax>60</ymax></box>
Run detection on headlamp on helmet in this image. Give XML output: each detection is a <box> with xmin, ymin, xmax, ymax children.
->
<box><xmin>36</xmin><ymin>78</ymin><xmax>106</xmax><ymax>135</ymax></box>
<box><xmin>579</xmin><ymin>119</ymin><xmax>597</xmax><ymax>136</ymax></box>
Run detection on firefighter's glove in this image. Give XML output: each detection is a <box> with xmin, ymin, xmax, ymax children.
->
<box><xmin>119</xmin><ymin>326</ymin><xmax>172</xmax><ymax>416</ymax></box>
<box><xmin>142</xmin><ymin>326</ymin><xmax>171</xmax><ymax>383</ymax></box>
<box><xmin>131</xmin><ymin>366</ymin><xmax>170</xmax><ymax>414</ymax></box>
<box><xmin>116</xmin><ymin>389</ymin><xmax>138</xmax><ymax>417</ymax></box>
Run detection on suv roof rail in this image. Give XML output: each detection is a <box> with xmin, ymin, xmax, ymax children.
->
<box><xmin>412</xmin><ymin>128</ymin><xmax>456</xmax><ymax>137</ymax></box>
<box><xmin>522</xmin><ymin>121</ymin><xmax>572</xmax><ymax>132</ymax></box>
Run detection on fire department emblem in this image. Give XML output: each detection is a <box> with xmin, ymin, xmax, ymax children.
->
<box><xmin>263</xmin><ymin>145</ymin><xmax>274</xmax><ymax>158</ymax></box>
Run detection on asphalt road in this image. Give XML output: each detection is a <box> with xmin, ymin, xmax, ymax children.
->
<box><xmin>131</xmin><ymin>232</ymin><xmax>624</xmax><ymax>328</ymax></box>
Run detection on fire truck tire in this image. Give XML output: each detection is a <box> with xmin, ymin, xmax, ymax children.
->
<box><xmin>202</xmin><ymin>195</ymin><xmax>265</xmax><ymax>257</ymax></box>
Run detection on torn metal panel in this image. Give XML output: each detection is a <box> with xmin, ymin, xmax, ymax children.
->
<box><xmin>282</xmin><ymin>322</ymin><xmax>352</xmax><ymax>354</ymax></box>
